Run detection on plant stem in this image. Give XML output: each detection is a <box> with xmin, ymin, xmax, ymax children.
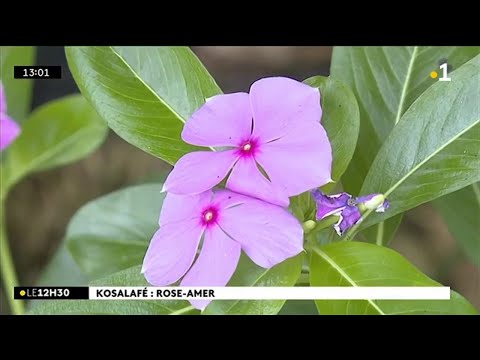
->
<box><xmin>305</xmin><ymin>216</ymin><xmax>340</xmax><ymax>244</ymax></box>
<box><xmin>0</xmin><ymin>202</ymin><xmax>24</xmax><ymax>315</ymax></box>
<box><xmin>375</xmin><ymin>222</ymin><xmax>385</xmax><ymax>246</ymax></box>
<box><xmin>295</xmin><ymin>273</ymin><xmax>310</xmax><ymax>286</ymax></box>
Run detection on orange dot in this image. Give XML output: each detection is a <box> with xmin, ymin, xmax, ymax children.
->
<box><xmin>430</xmin><ymin>71</ymin><xmax>438</xmax><ymax>79</ymax></box>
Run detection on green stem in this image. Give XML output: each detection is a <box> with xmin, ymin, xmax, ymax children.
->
<box><xmin>345</xmin><ymin>208</ymin><xmax>374</xmax><ymax>241</ymax></box>
<box><xmin>304</xmin><ymin>215</ymin><xmax>340</xmax><ymax>242</ymax></box>
<box><xmin>0</xmin><ymin>201</ymin><xmax>24</xmax><ymax>315</ymax></box>
<box><xmin>375</xmin><ymin>222</ymin><xmax>385</xmax><ymax>246</ymax></box>
<box><xmin>295</xmin><ymin>273</ymin><xmax>310</xmax><ymax>286</ymax></box>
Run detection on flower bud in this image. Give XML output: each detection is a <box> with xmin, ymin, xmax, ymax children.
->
<box><xmin>358</xmin><ymin>194</ymin><xmax>388</xmax><ymax>213</ymax></box>
<box><xmin>302</xmin><ymin>220</ymin><xmax>316</xmax><ymax>233</ymax></box>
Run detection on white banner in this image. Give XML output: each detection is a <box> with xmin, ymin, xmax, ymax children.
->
<box><xmin>89</xmin><ymin>286</ymin><xmax>450</xmax><ymax>300</ymax></box>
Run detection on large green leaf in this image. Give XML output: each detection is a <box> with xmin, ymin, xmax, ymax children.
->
<box><xmin>331</xmin><ymin>46</ymin><xmax>480</xmax><ymax>194</ymax></box>
<box><xmin>36</xmin><ymin>244</ymin><xmax>90</xmax><ymax>286</ymax></box>
<box><xmin>30</xmin><ymin>266</ymin><xmax>197</xmax><ymax>315</ymax></box>
<box><xmin>303</xmin><ymin>76</ymin><xmax>360</xmax><ymax>187</ymax></box>
<box><xmin>279</xmin><ymin>300</ymin><xmax>318</xmax><ymax>315</ymax></box>
<box><xmin>433</xmin><ymin>183</ymin><xmax>480</xmax><ymax>267</ymax></box>
<box><xmin>0</xmin><ymin>46</ymin><xmax>36</xmax><ymax>123</ymax></box>
<box><xmin>65</xmin><ymin>46</ymin><xmax>222</xmax><ymax>164</ymax></box>
<box><xmin>355</xmin><ymin>55</ymin><xmax>480</xmax><ymax>231</ymax></box>
<box><xmin>331</xmin><ymin>46</ymin><xmax>480</xmax><ymax>244</ymax></box>
<box><xmin>67</xmin><ymin>183</ymin><xmax>164</xmax><ymax>279</ymax></box>
<box><xmin>1</xmin><ymin>95</ymin><xmax>108</xmax><ymax>190</ymax></box>
<box><xmin>310</xmin><ymin>242</ymin><xmax>477</xmax><ymax>314</ymax></box>
<box><xmin>203</xmin><ymin>253</ymin><xmax>303</xmax><ymax>315</ymax></box>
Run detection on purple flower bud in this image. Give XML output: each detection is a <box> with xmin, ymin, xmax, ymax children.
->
<box><xmin>311</xmin><ymin>189</ymin><xmax>390</xmax><ymax>236</ymax></box>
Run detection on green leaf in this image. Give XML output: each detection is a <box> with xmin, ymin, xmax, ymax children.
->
<box><xmin>67</xmin><ymin>183</ymin><xmax>164</xmax><ymax>279</ymax></box>
<box><xmin>331</xmin><ymin>46</ymin><xmax>480</xmax><ymax>194</ymax></box>
<box><xmin>0</xmin><ymin>46</ymin><xmax>36</xmax><ymax>123</ymax></box>
<box><xmin>356</xmin><ymin>54</ymin><xmax>480</xmax><ymax>231</ymax></box>
<box><xmin>308</xmin><ymin>227</ymin><xmax>339</xmax><ymax>247</ymax></box>
<box><xmin>290</xmin><ymin>190</ymin><xmax>316</xmax><ymax>222</ymax></box>
<box><xmin>310</xmin><ymin>242</ymin><xmax>478</xmax><ymax>314</ymax></box>
<box><xmin>1</xmin><ymin>94</ymin><xmax>108</xmax><ymax>190</ymax></box>
<box><xmin>65</xmin><ymin>46</ymin><xmax>222</xmax><ymax>164</ymax></box>
<box><xmin>304</xmin><ymin>76</ymin><xmax>360</xmax><ymax>187</ymax></box>
<box><xmin>29</xmin><ymin>266</ymin><xmax>197</xmax><ymax>315</ymax></box>
<box><xmin>433</xmin><ymin>183</ymin><xmax>480</xmax><ymax>267</ymax></box>
<box><xmin>331</xmin><ymin>46</ymin><xmax>480</xmax><ymax>244</ymax></box>
<box><xmin>279</xmin><ymin>300</ymin><xmax>318</xmax><ymax>315</ymax></box>
<box><xmin>37</xmin><ymin>244</ymin><xmax>90</xmax><ymax>286</ymax></box>
<box><xmin>203</xmin><ymin>253</ymin><xmax>303</xmax><ymax>315</ymax></box>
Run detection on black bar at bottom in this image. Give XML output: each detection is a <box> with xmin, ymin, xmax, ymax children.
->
<box><xmin>14</xmin><ymin>287</ymin><xmax>89</xmax><ymax>300</ymax></box>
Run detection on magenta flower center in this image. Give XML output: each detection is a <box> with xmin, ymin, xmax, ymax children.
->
<box><xmin>204</xmin><ymin>211</ymin><xmax>214</xmax><ymax>221</ymax></box>
<box><xmin>201</xmin><ymin>207</ymin><xmax>218</xmax><ymax>226</ymax></box>
<box><xmin>238</xmin><ymin>138</ymin><xmax>258</xmax><ymax>157</ymax></box>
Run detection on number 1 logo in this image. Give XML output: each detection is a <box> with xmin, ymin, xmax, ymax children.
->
<box><xmin>439</xmin><ymin>63</ymin><xmax>451</xmax><ymax>82</ymax></box>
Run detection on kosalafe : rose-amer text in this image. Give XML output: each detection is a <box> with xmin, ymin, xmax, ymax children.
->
<box><xmin>95</xmin><ymin>289</ymin><xmax>215</xmax><ymax>298</ymax></box>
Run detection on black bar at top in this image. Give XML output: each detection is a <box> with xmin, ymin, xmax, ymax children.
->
<box><xmin>14</xmin><ymin>287</ymin><xmax>89</xmax><ymax>300</ymax></box>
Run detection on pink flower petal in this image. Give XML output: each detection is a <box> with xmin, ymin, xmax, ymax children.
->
<box><xmin>163</xmin><ymin>150</ymin><xmax>239</xmax><ymax>195</ymax></box>
<box><xmin>181</xmin><ymin>225</ymin><xmax>241</xmax><ymax>310</ymax></box>
<box><xmin>182</xmin><ymin>93</ymin><xmax>252</xmax><ymax>147</ymax></box>
<box><xmin>208</xmin><ymin>190</ymin><xmax>247</xmax><ymax>216</ymax></box>
<box><xmin>0</xmin><ymin>115</ymin><xmax>21</xmax><ymax>151</ymax></box>
<box><xmin>250</xmin><ymin>77</ymin><xmax>321</xmax><ymax>143</ymax></box>
<box><xmin>142</xmin><ymin>218</ymin><xmax>204</xmax><ymax>286</ymax></box>
<box><xmin>255</xmin><ymin>119</ymin><xmax>332</xmax><ymax>196</ymax></box>
<box><xmin>226</xmin><ymin>156</ymin><xmax>289</xmax><ymax>207</ymax></box>
<box><xmin>218</xmin><ymin>194</ymin><xmax>304</xmax><ymax>268</ymax></box>
<box><xmin>159</xmin><ymin>191</ymin><xmax>212</xmax><ymax>226</ymax></box>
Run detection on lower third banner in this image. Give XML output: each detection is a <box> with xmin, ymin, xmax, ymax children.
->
<box><xmin>14</xmin><ymin>286</ymin><xmax>451</xmax><ymax>300</ymax></box>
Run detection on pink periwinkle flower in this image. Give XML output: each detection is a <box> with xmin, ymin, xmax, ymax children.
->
<box><xmin>142</xmin><ymin>189</ymin><xmax>303</xmax><ymax>310</ymax></box>
<box><xmin>163</xmin><ymin>77</ymin><xmax>333</xmax><ymax>207</ymax></box>
<box><xmin>0</xmin><ymin>82</ymin><xmax>21</xmax><ymax>151</ymax></box>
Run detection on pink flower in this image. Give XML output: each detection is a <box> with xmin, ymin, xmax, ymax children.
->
<box><xmin>163</xmin><ymin>77</ymin><xmax>332</xmax><ymax>207</ymax></box>
<box><xmin>0</xmin><ymin>82</ymin><xmax>21</xmax><ymax>151</ymax></box>
<box><xmin>142</xmin><ymin>189</ymin><xmax>303</xmax><ymax>310</ymax></box>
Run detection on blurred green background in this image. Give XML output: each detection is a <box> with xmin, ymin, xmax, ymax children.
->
<box><xmin>1</xmin><ymin>46</ymin><xmax>479</xmax><ymax>314</ymax></box>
